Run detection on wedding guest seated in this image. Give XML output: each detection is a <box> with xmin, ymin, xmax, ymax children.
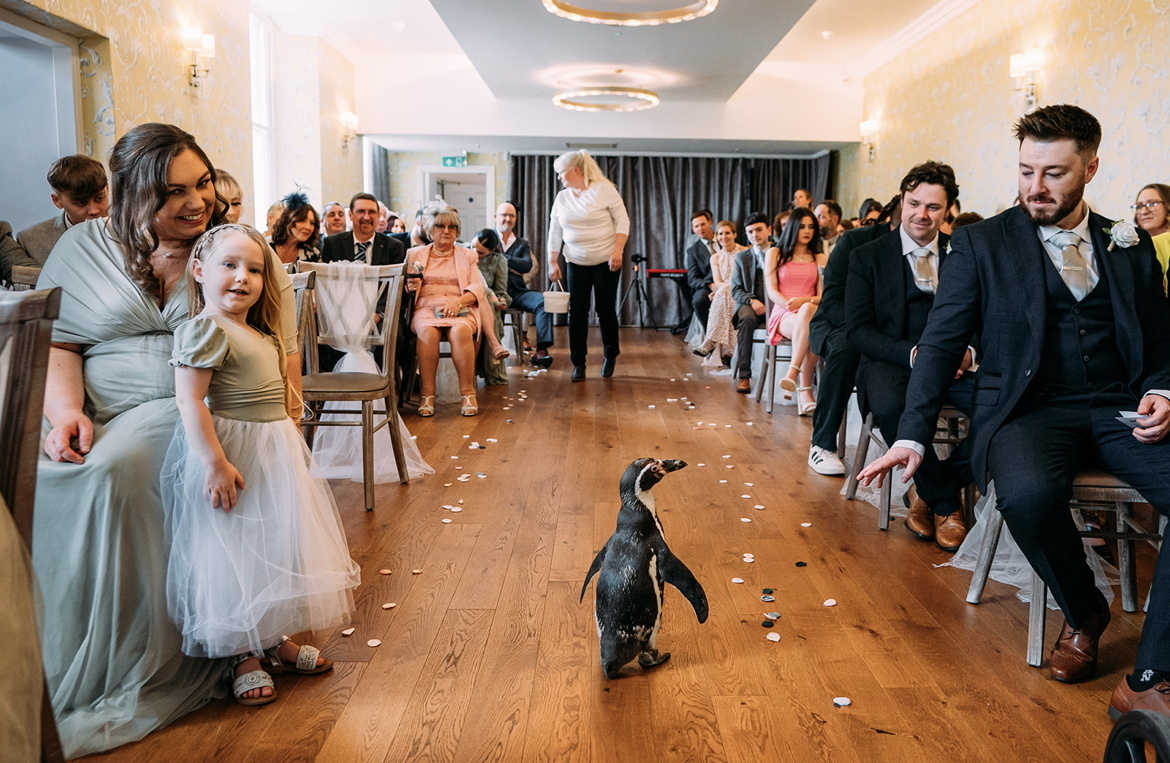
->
<box><xmin>814</xmin><ymin>200</ymin><xmax>843</xmax><ymax>254</ymax></box>
<box><xmin>495</xmin><ymin>202</ymin><xmax>552</xmax><ymax>366</ymax></box>
<box><xmin>321</xmin><ymin>201</ymin><xmax>347</xmax><ymax>246</ymax></box>
<box><xmin>405</xmin><ymin>204</ymin><xmax>485</xmax><ymax>417</ymax></box>
<box><xmin>730</xmin><ymin>212</ymin><xmax>775</xmax><ymax>393</ymax></box>
<box><xmin>858</xmin><ymin>197</ymin><xmax>884</xmax><ymax>226</ymax></box>
<box><xmin>695</xmin><ymin>219</ymin><xmax>746</xmax><ymax>369</ymax></box>
<box><xmin>34</xmin><ymin>122</ymin><xmax>299</xmax><ymax>757</ymax></box>
<box><xmin>264</xmin><ymin>201</ymin><xmax>284</xmax><ymax>237</ymax></box>
<box><xmin>321</xmin><ymin>193</ymin><xmax>404</xmax><ymax>266</ymax></box>
<box><xmin>17</xmin><ymin>154</ymin><xmax>109</xmax><ymax>265</ymax></box>
<box><xmin>215</xmin><ymin>170</ymin><xmax>244</xmax><ymax>223</ymax></box>
<box><xmin>470</xmin><ymin>228</ymin><xmax>512</xmax><ymax>385</ymax></box>
<box><xmin>1133</xmin><ymin>183</ymin><xmax>1170</xmax><ymax>286</ymax></box>
<box><xmin>684</xmin><ymin>209</ymin><xmax>717</xmax><ymax>332</ymax></box>
<box><xmin>766</xmin><ymin>207</ymin><xmax>826</xmax><ymax>414</ymax></box>
<box><xmin>0</xmin><ymin>221</ymin><xmax>37</xmax><ymax>285</ymax></box>
<box><xmin>952</xmin><ymin>211</ymin><xmax>984</xmax><ymax>229</ymax></box>
<box><xmin>269</xmin><ymin>192</ymin><xmax>321</xmax><ymax>265</ymax></box>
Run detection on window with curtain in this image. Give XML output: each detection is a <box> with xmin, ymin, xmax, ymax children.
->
<box><xmin>249</xmin><ymin>12</ymin><xmax>274</xmax><ymax>228</ymax></box>
<box><xmin>508</xmin><ymin>153</ymin><xmax>831</xmax><ymax>326</ymax></box>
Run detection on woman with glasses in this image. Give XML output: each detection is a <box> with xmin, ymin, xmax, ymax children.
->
<box><xmin>405</xmin><ymin>203</ymin><xmax>485</xmax><ymax>416</ymax></box>
<box><xmin>1133</xmin><ymin>184</ymin><xmax>1170</xmax><ymax>287</ymax></box>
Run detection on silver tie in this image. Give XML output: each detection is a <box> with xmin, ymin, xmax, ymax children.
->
<box><xmin>355</xmin><ymin>241</ymin><xmax>369</xmax><ymax>263</ymax></box>
<box><xmin>1050</xmin><ymin>230</ymin><xmax>1089</xmax><ymax>301</ymax></box>
<box><xmin>910</xmin><ymin>248</ymin><xmax>934</xmax><ymax>293</ymax></box>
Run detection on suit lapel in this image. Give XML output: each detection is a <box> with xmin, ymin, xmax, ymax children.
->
<box><xmin>1007</xmin><ymin>207</ymin><xmax>1047</xmax><ymax>351</ymax></box>
<box><xmin>879</xmin><ymin>231</ymin><xmax>907</xmax><ymax>335</ymax></box>
<box><xmin>1090</xmin><ymin>212</ymin><xmax>1140</xmax><ymax>373</ymax></box>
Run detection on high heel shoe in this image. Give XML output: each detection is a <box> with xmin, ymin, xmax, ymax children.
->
<box><xmin>797</xmin><ymin>386</ymin><xmax>816</xmax><ymax>416</ymax></box>
<box><xmin>417</xmin><ymin>395</ymin><xmax>435</xmax><ymax>417</ymax></box>
<box><xmin>460</xmin><ymin>394</ymin><xmax>478</xmax><ymax>416</ymax></box>
<box><xmin>779</xmin><ymin>370</ymin><xmax>798</xmax><ymax>400</ymax></box>
<box><xmin>492</xmin><ymin>346</ymin><xmax>511</xmax><ymax>360</ymax></box>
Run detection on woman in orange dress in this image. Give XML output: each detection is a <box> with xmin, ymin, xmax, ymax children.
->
<box><xmin>405</xmin><ymin>204</ymin><xmax>484</xmax><ymax>417</ymax></box>
<box><xmin>765</xmin><ymin>207</ymin><xmax>826</xmax><ymax>415</ymax></box>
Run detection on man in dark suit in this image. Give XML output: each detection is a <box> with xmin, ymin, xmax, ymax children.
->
<box><xmin>496</xmin><ymin>202</ymin><xmax>553</xmax><ymax>367</ymax></box>
<box><xmin>806</xmin><ymin>203</ymin><xmax>897</xmax><ymax>476</ymax></box>
<box><xmin>684</xmin><ymin>209</ymin><xmax>717</xmax><ymax>333</ymax></box>
<box><xmin>861</xmin><ymin>105</ymin><xmax>1170</xmax><ymax>714</ymax></box>
<box><xmin>320</xmin><ymin>193</ymin><xmax>405</xmax><ymax>266</ymax></box>
<box><xmin>730</xmin><ymin>212</ymin><xmax>773</xmax><ymax>393</ymax></box>
<box><xmin>847</xmin><ymin>162</ymin><xmax>974</xmax><ymax>551</ymax></box>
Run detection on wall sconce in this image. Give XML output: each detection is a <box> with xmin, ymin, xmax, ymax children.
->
<box><xmin>1010</xmin><ymin>48</ymin><xmax>1042</xmax><ymax>112</ymax></box>
<box><xmin>340</xmin><ymin>111</ymin><xmax>359</xmax><ymax>149</ymax></box>
<box><xmin>859</xmin><ymin>119</ymin><xmax>879</xmax><ymax>162</ymax></box>
<box><xmin>181</xmin><ymin>28</ymin><xmax>215</xmax><ymax>89</ymax></box>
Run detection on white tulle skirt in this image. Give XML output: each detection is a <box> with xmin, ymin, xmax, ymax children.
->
<box><xmin>161</xmin><ymin>415</ymin><xmax>360</xmax><ymax>658</ymax></box>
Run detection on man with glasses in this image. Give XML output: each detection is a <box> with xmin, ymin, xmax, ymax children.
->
<box><xmin>496</xmin><ymin>202</ymin><xmax>554</xmax><ymax>367</ymax></box>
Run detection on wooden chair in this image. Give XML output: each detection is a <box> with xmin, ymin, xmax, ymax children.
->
<box><xmin>965</xmin><ymin>469</ymin><xmax>1165</xmax><ymax>666</ymax></box>
<box><xmin>289</xmin><ymin>270</ymin><xmax>317</xmax><ymax>375</ymax></box>
<box><xmin>502</xmin><ymin>307</ymin><xmax>527</xmax><ymax>361</ymax></box>
<box><xmin>298</xmin><ymin>263</ymin><xmax>409</xmax><ymax>511</ymax></box>
<box><xmin>10</xmin><ymin>265</ymin><xmax>41</xmax><ymax>291</ymax></box>
<box><xmin>845</xmin><ymin>406</ymin><xmax>972</xmax><ymax>530</ymax></box>
<box><xmin>0</xmin><ymin>287</ymin><xmax>65</xmax><ymax>762</ymax></box>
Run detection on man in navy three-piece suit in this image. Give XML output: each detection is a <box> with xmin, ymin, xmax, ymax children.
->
<box><xmin>862</xmin><ymin>104</ymin><xmax>1170</xmax><ymax>719</ymax></box>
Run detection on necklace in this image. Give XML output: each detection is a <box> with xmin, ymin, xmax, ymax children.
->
<box><xmin>154</xmin><ymin>244</ymin><xmax>192</xmax><ymax>259</ymax></box>
<box><xmin>432</xmin><ymin>246</ymin><xmax>455</xmax><ymax>257</ymax></box>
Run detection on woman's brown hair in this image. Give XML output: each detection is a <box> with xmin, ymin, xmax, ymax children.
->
<box><xmin>108</xmin><ymin>123</ymin><xmax>226</xmax><ymax>300</ymax></box>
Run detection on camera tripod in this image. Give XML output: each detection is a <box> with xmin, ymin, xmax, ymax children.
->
<box><xmin>618</xmin><ymin>254</ymin><xmax>659</xmax><ymax>329</ymax></box>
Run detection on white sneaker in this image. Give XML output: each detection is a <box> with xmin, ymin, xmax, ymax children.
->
<box><xmin>808</xmin><ymin>446</ymin><xmax>845</xmax><ymax>476</ymax></box>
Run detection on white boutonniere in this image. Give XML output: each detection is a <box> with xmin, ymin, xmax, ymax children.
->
<box><xmin>1107</xmin><ymin>219</ymin><xmax>1140</xmax><ymax>251</ymax></box>
<box><xmin>945</xmin><ymin>242</ymin><xmax>952</xmax><ymax>256</ymax></box>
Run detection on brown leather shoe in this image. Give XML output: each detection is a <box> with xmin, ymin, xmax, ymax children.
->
<box><xmin>1050</xmin><ymin>605</ymin><xmax>1111</xmax><ymax>683</ymax></box>
<box><xmin>736</xmin><ymin>378</ymin><xmax>752</xmax><ymax>393</ymax></box>
<box><xmin>934</xmin><ymin>511</ymin><xmax>967</xmax><ymax>552</ymax></box>
<box><xmin>1109</xmin><ymin>677</ymin><xmax>1170</xmax><ymax>719</ymax></box>
<box><xmin>905</xmin><ymin>492</ymin><xmax>935</xmax><ymax>540</ymax></box>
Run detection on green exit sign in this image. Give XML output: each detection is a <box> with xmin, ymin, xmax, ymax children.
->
<box><xmin>442</xmin><ymin>155</ymin><xmax>467</xmax><ymax>168</ymax></box>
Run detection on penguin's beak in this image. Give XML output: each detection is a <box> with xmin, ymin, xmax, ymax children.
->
<box><xmin>660</xmin><ymin>459</ymin><xmax>687</xmax><ymax>472</ymax></box>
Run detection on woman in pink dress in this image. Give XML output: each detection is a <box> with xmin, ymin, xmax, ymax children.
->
<box><xmin>405</xmin><ymin>204</ymin><xmax>484</xmax><ymax>417</ymax></box>
<box><xmin>765</xmin><ymin>207</ymin><xmax>827</xmax><ymax>415</ymax></box>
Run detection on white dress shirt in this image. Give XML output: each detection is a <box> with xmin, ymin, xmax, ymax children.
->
<box><xmin>547</xmin><ymin>182</ymin><xmax>630</xmax><ymax>266</ymax></box>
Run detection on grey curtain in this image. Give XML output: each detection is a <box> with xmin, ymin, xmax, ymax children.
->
<box><xmin>370</xmin><ymin>143</ymin><xmax>391</xmax><ymax>208</ymax></box>
<box><xmin>508</xmin><ymin>153</ymin><xmax>830</xmax><ymax>326</ymax></box>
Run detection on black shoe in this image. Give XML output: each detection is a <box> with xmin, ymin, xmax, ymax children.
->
<box><xmin>571</xmin><ymin>365</ymin><xmax>586</xmax><ymax>382</ymax></box>
<box><xmin>530</xmin><ymin>354</ymin><xmax>553</xmax><ymax>368</ymax></box>
<box><xmin>601</xmin><ymin>357</ymin><xmax>616</xmax><ymax>378</ymax></box>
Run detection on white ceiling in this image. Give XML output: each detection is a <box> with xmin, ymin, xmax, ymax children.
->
<box><xmin>252</xmin><ymin>0</ymin><xmax>967</xmax><ymax>154</ymax></box>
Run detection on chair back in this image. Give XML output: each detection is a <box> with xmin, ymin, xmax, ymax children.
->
<box><xmin>0</xmin><ymin>288</ymin><xmax>61</xmax><ymax>545</ymax></box>
<box><xmin>298</xmin><ymin>262</ymin><xmax>405</xmax><ymax>378</ymax></box>
<box><xmin>10</xmin><ymin>265</ymin><xmax>41</xmax><ymax>292</ymax></box>
<box><xmin>289</xmin><ymin>270</ymin><xmax>317</xmax><ymax>374</ymax></box>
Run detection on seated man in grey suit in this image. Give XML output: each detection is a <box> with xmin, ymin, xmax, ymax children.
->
<box><xmin>17</xmin><ymin>155</ymin><xmax>109</xmax><ymax>265</ymax></box>
<box><xmin>729</xmin><ymin>212</ymin><xmax>774</xmax><ymax>393</ymax></box>
<box><xmin>1</xmin><ymin>221</ymin><xmax>38</xmax><ymax>285</ymax></box>
<box><xmin>684</xmin><ymin>209</ymin><xmax>717</xmax><ymax>333</ymax></box>
<box><xmin>320</xmin><ymin>193</ymin><xmax>405</xmax><ymax>266</ymax></box>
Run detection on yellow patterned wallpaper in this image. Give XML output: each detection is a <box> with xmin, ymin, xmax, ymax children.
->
<box><xmin>317</xmin><ymin>41</ymin><xmax>362</xmax><ymax>208</ymax></box>
<box><xmin>15</xmin><ymin>0</ymin><xmax>254</xmax><ymax>195</ymax></box>
<box><xmin>837</xmin><ymin>0</ymin><xmax>1170</xmax><ymax>223</ymax></box>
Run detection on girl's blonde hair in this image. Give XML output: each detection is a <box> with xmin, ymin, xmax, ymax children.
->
<box><xmin>189</xmin><ymin>224</ymin><xmax>289</xmax><ymax>381</ymax></box>
<box><xmin>553</xmin><ymin>149</ymin><xmax>610</xmax><ymax>186</ymax></box>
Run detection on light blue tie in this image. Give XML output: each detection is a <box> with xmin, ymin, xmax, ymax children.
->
<box><xmin>1050</xmin><ymin>230</ymin><xmax>1089</xmax><ymax>301</ymax></box>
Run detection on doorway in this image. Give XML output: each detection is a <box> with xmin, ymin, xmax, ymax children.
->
<box><xmin>418</xmin><ymin>165</ymin><xmax>495</xmax><ymax>237</ymax></box>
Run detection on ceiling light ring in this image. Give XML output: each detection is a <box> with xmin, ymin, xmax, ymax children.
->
<box><xmin>542</xmin><ymin>0</ymin><xmax>717</xmax><ymax>27</ymax></box>
<box><xmin>553</xmin><ymin>86</ymin><xmax>660</xmax><ymax>112</ymax></box>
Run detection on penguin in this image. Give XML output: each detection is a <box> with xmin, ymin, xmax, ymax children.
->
<box><xmin>580</xmin><ymin>457</ymin><xmax>708</xmax><ymax>679</ymax></box>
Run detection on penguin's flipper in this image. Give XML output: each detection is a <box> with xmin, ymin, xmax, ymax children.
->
<box><xmin>657</xmin><ymin>549</ymin><xmax>709</xmax><ymax>623</ymax></box>
<box><xmin>580</xmin><ymin>543</ymin><xmax>608</xmax><ymax>602</ymax></box>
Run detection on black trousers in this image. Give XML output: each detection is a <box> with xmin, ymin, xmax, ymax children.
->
<box><xmin>733</xmin><ymin>304</ymin><xmax>764</xmax><ymax>379</ymax></box>
<box><xmin>691</xmin><ymin>284</ymin><xmax>711</xmax><ymax>332</ymax></box>
<box><xmin>810</xmin><ymin>326</ymin><xmax>859</xmax><ymax>453</ymax></box>
<box><xmin>566</xmin><ymin>261</ymin><xmax>621</xmax><ymax>367</ymax></box>
<box><xmin>986</xmin><ymin>397</ymin><xmax>1170</xmax><ymax>669</ymax></box>
<box><xmin>865</xmin><ymin>363</ymin><xmax>975</xmax><ymax>516</ymax></box>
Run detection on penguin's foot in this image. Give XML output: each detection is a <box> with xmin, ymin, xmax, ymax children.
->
<box><xmin>637</xmin><ymin>650</ymin><xmax>671</xmax><ymax>669</ymax></box>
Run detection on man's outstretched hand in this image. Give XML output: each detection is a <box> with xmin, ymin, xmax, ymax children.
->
<box><xmin>857</xmin><ymin>446</ymin><xmax>923</xmax><ymax>488</ymax></box>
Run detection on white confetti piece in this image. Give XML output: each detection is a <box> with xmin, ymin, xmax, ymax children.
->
<box><xmin>741</xmin><ymin>494</ymin><xmax>751</xmax><ymax>498</ymax></box>
<box><xmin>441</xmin><ymin>518</ymin><xmax>452</xmax><ymax>523</ymax></box>
<box><xmin>740</xmin><ymin>517</ymin><xmax>752</xmax><ymax>523</ymax></box>
<box><xmin>824</xmin><ymin>599</ymin><xmax>837</xmax><ymax>607</ymax></box>
<box><xmin>648</xmin><ymin>405</ymin><xmax>656</xmax><ymax>409</ymax></box>
<box><xmin>754</xmin><ymin>504</ymin><xmax>765</xmax><ymax>509</ymax></box>
<box><xmin>379</xmin><ymin>569</ymin><xmax>392</xmax><ymax>575</ymax></box>
<box><xmin>462</xmin><ymin>435</ymin><xmax>470</xmax><ymax>439</ymax></box>
<box><xmin>731</xmin><ymin>577</ymin><xmax>744</xmax><ymax>584</ymax></box>
<box><xmin>382</xmin><ymin>602</ymin><xmax>397</xmax><ymax>609</ymax></box>
<box><xmin>719</xmin><ymin>480</ymin><xmax>728</xmax><ymax>484</ymax></box>
<box><xmin>342</xmin><ymin>627</ymin><xmax>355</xmax><ymax>636</ymax></box>
<box><xmin>450</xmin><ymin>507</ymin><xmax>462</xmax><ymax>512</ymax></box>
<box><xmin>367</xmin><ymin>639</ymin><xmax>382</xmax><ymax>647</ymax></box>
<box><xmin>726</xmin><ymin>465</ymin><xmax>735</xmax><ymax>469</ymax></box>
<box><xmin>444</xmin><ymin>483</ymin><xmax>452</xmax><ymax>487</ymax></box>
<box><xmin>487</xmin><ymin>438</ymin><xmax>498</xmax><ymax>443</ymax></box>
<box><xmin>766</xmin><ymin>632</ymin><xmax>781</xmax><ymax>642</ymax></box>
<box><xmin>745</xmin><ymin>482</ymin><xmax>754</xmax><ymax>486</ymax></box>
<box><xmin>457</xmin><ymin>499</ymin><xmax>464</xmax><ymax>504</ymax></box>
<box><xmin>722</xmin><ymin>454</ymin><xmax>732</xmax><ymax>459</ymax></box>
<box><xmin>697</xmin><ymin>463</ymin><xmax>706</xmax><ymax>467</ymax></box>
<box><xmin>412</xmin><ymin>569</ymin><xmax>423</xmax><ymax>575</ymax></box>
<box><xmin>764</xmin><ymin>612</ymin><xmax>780</xmax><ymax>621</ymax></box>
<box><xmin>746</xmin><ymin>422</ymin><xmax>754</xmax><ymax>426</ymax></box>
<box><xmin>743</xmin><ymin>557</ymin><xmax>755</xmax><ymax>563</ymax></box>
<box><xmin>451</xmin><ymin>456</ymin><xmax>459</xmax><ymax>460</ymax></box>
<box><xmin>725</xmin><ymin>425</ymin><xmax>732</xmax><ymax>428</ymax></box>
<box><xmin>801</xmin><ymin>523</ymin><xmax>812</xmax><ymax>528</ymax></box>
<box><xmin>833</xmin><ymin>697</ymin><xmax>852</xmax><ymax>708</ymax></box>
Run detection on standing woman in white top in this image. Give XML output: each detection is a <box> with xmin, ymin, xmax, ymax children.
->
<box><xmin>546</xmin><ymin>150</ymin><xmax>630</xmax><ymax>381</ymax></box>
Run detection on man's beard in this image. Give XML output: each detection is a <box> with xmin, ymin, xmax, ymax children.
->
<box><xmin>1022</xmin><ymin>186</ymin><xmax>1084</xmax><ymax>226</ymax></box>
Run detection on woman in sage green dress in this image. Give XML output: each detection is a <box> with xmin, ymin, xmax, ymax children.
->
<box><xmin>33</xmin><ymin>123</ymin><xmax>300</xmax><ymax>757</ymax></box>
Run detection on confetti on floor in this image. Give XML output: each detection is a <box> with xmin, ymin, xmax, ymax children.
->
<box><xmin>801</xmin><ymin>523</ymin><xmax>812</xmax><ymax>528</ymax></box>
<box><xmin>442</xmin><ymin>518</ymin><xmax>452</xmax><ymax>523</ymax></box>
<box><xmin>824</xmin><ymin>599</ymin><xmax>837</xmax><ymax>607</ymax></box>
<box><xmin>741</xmin><ymin>494</ymin><xmax>751</xmax><ymax>498</ymax></box>
<box><xmin>367</xmin><ymin>639</ymin><xmax>382</xmax><ymax>647</ymax></box>
<box><xmin>766</xmin><ymin>632</ymin><xmax>781</xmax><ymax>642</ymax></box>
<box><xmin>382</xmin><ymin>602</ymin><xmax>397</xmax><ymax>609</ymax></box>
<box><xmin>764</xmin><ymin>612</ymin><xmax>780</xmax><ymax>621</ymax></box>
<box><xmin>731</xmin><ymin>577</ymin><xmax>744</xmax><ymax>584</ymax></box>
<box><xmin>754</xmin><ymin>505</ymin><xmax>765</xmax><ymax>510</ymax></box>
<box><xmin>740</xmin><ymin>518</ymin><xmax>752</xmax><ymax>523</ymax></box>
<box><xmin>341</xmin><ymin>627</ymin><xmax>355</xmax><ymax>636</ymax></box>
<box><xmin>412</xmin><ymin>569</ymin><xmax>423</xmax><ymax>575</ymax></box>
<box><xmin>833</xmin><ymin>697</ymin><xmax>852</xmax><ymax>708</ymax></box>
<box><xmin>379</xmin><ymin>569</ymin><xmax>392</xmax><ymax>575</ymax></box>
<box><xmin>762</xmin><ymin>595</ymin><xmax>775</xmax><ymax>602</ymax></box>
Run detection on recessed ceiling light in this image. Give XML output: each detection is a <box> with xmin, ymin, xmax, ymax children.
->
<box><xmin>543</xmin><ymin>0</ymin><xmax>718</xmax><ymax>27</ymax></box>
<box><xmin>821</xmin><ymin>30</ymin><xmax>833</xmax><ymax>40</ymax></box>
<box><xmin>553</xmin><ymin>86</ymin><xmax>660</xmax><ymax>112</ymax></box>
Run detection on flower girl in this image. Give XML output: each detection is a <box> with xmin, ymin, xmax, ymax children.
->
<box><xmin>162</xmin><ymin>224</ymin><xmax>359</xmax><ymax>706</ymax></box>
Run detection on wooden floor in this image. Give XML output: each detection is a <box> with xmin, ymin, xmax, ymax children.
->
<box><xmin>93</xmin><ymin>328</ymin><xmax>1149</xmax><ymax>762</ymax></box>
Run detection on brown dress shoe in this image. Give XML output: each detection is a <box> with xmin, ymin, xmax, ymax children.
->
<box><xmin>1109</xmin><ymin>677</ymin><xmax>1170</xmax><ymax>719</ymax></box>
<box><xmin>934</xmin><ymin>511</ymin><xmax>967</xmax><ymax>552</ymax></box>
<box><xmin>736</xmin><ymin>378</ymin><xmax>752</xmax><ymax>393</ymax></box>
<box><xmin>1049</xmin><ymin>605</ymin><xmax>1111</xmax><ymax>683</ymax></box>
<box><xmin>905</xmin><ymin>495</ymin><xmax>935</xmax><ymax>540</ymax></box>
